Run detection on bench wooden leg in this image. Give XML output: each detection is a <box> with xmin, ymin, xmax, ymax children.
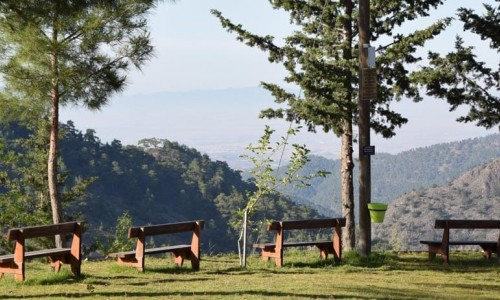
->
<box><xmin>50</xmin><ymin>260</ymin><xmax>62</xmax><ymax>273</ymax></box>
<box><xmin>189</xmin><ymin>252</ymin><xmax>200</xmax><ymax>271</ymax></box>
<box><xmin>316</xmin><ymin>244</ymin><xmax>333</xmax><ymax>261</ymax></box>
<box><xmin>0</xmin><ymin>262</ymin><xmax>24</xmax><ymax>281</ymax></box>
<box><xmin>262</xmin><ymin>250</ymin><xmax>283</xmax><ymax>266</ymax></box>
<box><xmin>478</xmin><ymin>244</ymin><xmax>496</xmax><ymax>259</ymax></box>
<box><xmin>172</xmin><ymin>250</ymin><xmax>186</xmax><ymax>267</ymax></box>
<box><xmin>117</xmin><ymin>257</ymin><xmax>144</xmax><ymax>272</ymax></box>
<box><xmin>274</xmin><ymin>257</ymin><xmax>283</xmax><ymax>267</ymax></box>
<box><xmin>426</xmin><ymin>243</ymin><xmax>448</xmax><ymax>263</ymax></box>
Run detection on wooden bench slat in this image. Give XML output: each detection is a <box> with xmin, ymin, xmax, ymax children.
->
<box><xmin>268</xmin><ymin>218</ymin><xmax>346</xmax><ymax>231</ymax></box>
<box><xmin>25</xmin><ymin>248</ymin><xmax>71</xmax><ymax>259</ymax></box>
<box><xmin>434</xmin><ymin>219</ymin><xmax>500</xmax><ymax>229</ymax></box>
<box><xmin>421</xmin><ymin>240</ymin><xmax>497</xmax><ymax>246</ymax></box>
<box><xmin>7</xmin><ymin>222</ymin><xmax>79</xmax><ymax>240</ymax></box>
<box><xmin>128</xmin><ymin>221</ymin><xmax>205</xmax><ymax>237</ymax></box>
<box><xmin>254</xmin><ymin>241</ymin><xmax>333</xmax><ymax>249</ymax></box>
<box><xmin>109</xmin><ymin>245</ymin><xmax>192</xmax><ymax>259</ymax></box>
<box><xmin>0</xmin><ymin>254</ymin><xmax>14</xmax><ymax>263</ymax></box>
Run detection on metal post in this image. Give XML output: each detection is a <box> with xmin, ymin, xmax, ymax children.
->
<box><xmin>358</xmin><ymin>0</ymin><xmax>371</xmax><ymax>257</ymax></box>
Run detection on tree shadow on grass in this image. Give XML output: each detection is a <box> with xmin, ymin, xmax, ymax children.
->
<box><xmin>388</xmin><ymin>251</ymin><xmax>499</xmax><ymax>273</ymax></box>
<box><xmin>0</xmin><ymin>290</ymin><xmax>365</xmax><ymax>299</ymax></box>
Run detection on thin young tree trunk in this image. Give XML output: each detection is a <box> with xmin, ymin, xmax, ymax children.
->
<box><xmin>49</xmin><ymin>27</ymin><xmax>63</xmax><ymax>248</ymax></box>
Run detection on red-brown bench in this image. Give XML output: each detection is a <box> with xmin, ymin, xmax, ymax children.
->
<box><xmin>420</xmin><ymin>219</ymin><xmax>500</xmax><ymax>263</ymax></box>
<box><xmin>0</xmin><ymin>221</ymin><xmax>84</xmax><ymax>281</ymax></box>
<box><xmin>253</xmin><ymin>218</ymin><xmax>346</xmax><ymax>266</ymax></box>
<box><xmin>108</xmin><ymin>220</ymin><xmax>204</xmax><ymax>272</ymax></box>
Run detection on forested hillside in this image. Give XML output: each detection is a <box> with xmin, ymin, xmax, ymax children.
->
<box><xmin>0</xmin><ymin>122</ymin><xmax>321</xmax><ymax>254</ymax></box>
<box><xmin>1</xmin><ymin>122</ymin><xmax>498</xmax><ymax>254</ymax></box>
<box><xmin>373</xmin><ymin>158</ymin><xmax>500</xmax><ymax>250</ymax></box>
<box><xmin>281</xmin><ymin>134</ymin><xmax>500</xmax><ymax>216</ymax></box>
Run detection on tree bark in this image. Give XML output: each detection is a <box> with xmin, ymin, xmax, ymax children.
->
<box><xmin>340</xmin><ymin>121</ymin><xmax>355</xmax><ymax>250</ymax></box>
<box><xmin>340</xmin><ymin>0</ymin><xmax>355</xmax><ymax>251</ymax></box>
<box><xmin>49</xmin><ymin>27</ymin><xmax>63</xmax><ymax>248</ymax></box>
<box><xmin>358</xmin><ymin>0</ymin><xmax>372</xmax><ymax>256</ymax></box>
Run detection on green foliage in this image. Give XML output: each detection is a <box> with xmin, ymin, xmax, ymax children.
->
<box><xmin>212</xmin><ymin>1</ymin><xmax>453</xmax><ymax>138</ymax></box>
<box><xmin>0</xmin><ymin>121</ymin><xmax>94</xmax><ymax>240</ymax></box>
<box><xmin>107</xmin><ymin>212</ymin><xmax>135</xmax><ymax>254</ymax></box>
<box><xmin>40</xmin><ymin>122</ymin><xmax>320</xmax><ymax>253</ymax></box>
<box><xmin>212</xmin><ymin>0</ymin><xmax>465</xmax><ymax>252</ymax></box>
<box><xmin>0</xmin><ymin>0</ymin><xmax>165</xmax><ymax>234</ymax></box>
<box><xmin>237</xmin><ymin>125</ymin><xmax>328</xmax><ymax>265</ymax></box>
<box><xmin>240</xmin><ymin>125</ymin><xmax>328</xmax><ymax>219</ymax></box>
<box><xmin>409</xmin><ymin>3</ymin><xmax>499</xmax><ymax>130</ymax></box>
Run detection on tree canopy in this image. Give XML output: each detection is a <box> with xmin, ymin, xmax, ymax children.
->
<box><xmin>212</xmin><ymin>0</ymin><xmax>454</xmax><ymax>251</ymax></box>
<box><xmin>0</xmin><ymin>0</ymin><xmax>163</xmax><ymax>243</ymax></box>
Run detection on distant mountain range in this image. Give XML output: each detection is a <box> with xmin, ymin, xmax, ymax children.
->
<box><xmin>61</xmin><ymin>86</ymin><xmax>496</xmax><ymax>170</ymax></box>
<box><xmin>1</xmin><ymin>121</ymin><xmax>497</xmax><ymax>254</ymax></box>
<box><xmin>280</xmin><ymin>133</ymin><xmax>500</xmax><ymax>217</ymax></box>
<box><xmin>373</xmin><ymin>158</ymin><xmax>500</xmax><ymax>250</ymax></box>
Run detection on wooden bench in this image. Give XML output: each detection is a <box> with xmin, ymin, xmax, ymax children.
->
<box><xmin>420</xmin><ymin>219</ymin><xmax>500</xmax><ymax>263</ymax></box>
<box><xmin>108</xmin><ymin>220</ymin><xmax>204</xmax><ymax>272</ymax></box>
<box><xmin>253</xmin><ymin>218</ymin><xmax>346</xmax><ymax>266</ymax></box>
<box><xmin>0</xmin><ymin>221</ymin><xmax>84</xmax><ymax>281</ymax></box>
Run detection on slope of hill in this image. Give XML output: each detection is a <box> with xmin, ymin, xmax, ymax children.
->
<box><xmin>280</xmin><ymin>133</ymin><xmax>500</xmax><ymax>216</ymax></box>
<box><xmin>60</xmin><ymin>123</ymin><xmax>323</xmax><ymax>253</ymax></box>
<box><xmin>372</xmin><ymin>158</ymin><xmax>500</xmax><ymax>250</ymax></box>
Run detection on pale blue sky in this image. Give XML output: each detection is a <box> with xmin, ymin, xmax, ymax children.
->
<box><xmin>62</xmin><ymin>1</ymin><xmax>497</xmax><ymax>166</ymax></box>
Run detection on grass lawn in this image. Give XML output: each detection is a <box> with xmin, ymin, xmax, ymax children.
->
<box><xmin>0</xmin><ymin>250</ymin><xmax>498</xmax><ymax>299</ymax></box>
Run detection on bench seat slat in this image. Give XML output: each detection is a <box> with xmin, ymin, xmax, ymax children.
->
<box><xmin>7</xmin><ymin>222</ymin><xmax>79</xmax><ymax>240</ymax></box>
<box><xmin>108</xmin><ymin>245</ymin><xmax>191</xmax><ymax>259</ymax></box>
<box><xmin>420</xmin><ymin>240</ymin><xmax>497</xmax><ymax>246</ymax></box>
<box><xmin>435</xmin><ymin>220</ymin><xmax>500</xmax><ymax>229</ymax></box>
<box><xmin>254</xmin><ymin>241</ymin><xmax>333</xmax><ymax>249</ymax></box>
<box><xmin>128</xmin><ymin>221</ymin><xmax>205</xmax><ymax>238</ymax></box>
<box><xmin>268</xmin><ymin>218</ymin><xmax>346</xmax><ymax>231</ymax></box>
<box><xmin>0</xmin><ymin>248</ymin><xmax>71</xmax><ymax>263</ymax></box>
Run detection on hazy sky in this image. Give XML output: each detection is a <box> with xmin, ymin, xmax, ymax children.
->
<box><xmin>62</xmin><ymin>0</ymin><xmax>497</xmax><ymax>164</ymax></box>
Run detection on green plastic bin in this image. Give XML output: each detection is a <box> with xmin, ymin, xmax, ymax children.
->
<box><xmin>368</xmin><ymin>203</ymin><xmax>388</xmax><ymax>223</ymax></box>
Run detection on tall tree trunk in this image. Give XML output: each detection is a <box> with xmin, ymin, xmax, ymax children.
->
<box><xmin>340</xmin><ymin>0</ymin><xmax>355</xmax><ymax>250</ymax></box>
<box><xmin>358</xmin><ymin>0</ymin><xmax>372</xmax><ymax>257</ymax></box>
<box><xmin>340</xmin><ymin>121</ymin><xmax>355</xmax><ymax>250</ymax></box>
<box><xmin>49</xmin><ymin>28</ymin><xmax>63</xmax><ymax>248</ymax></box>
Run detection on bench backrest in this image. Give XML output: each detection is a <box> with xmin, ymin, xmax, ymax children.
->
<box><xmin>435</xmin><ymin>220</ymin><xmax>500</xmax><ymax>229</ymax></box>
<box><xmin>6</xmin><ymin>221</ymin><xmax>84</xmax><ymax>241</ymax></box>
<box><xmin>267</xmin><ymin>218</ymin><xmax>346</xmax><ymax>231</ymax></box>
<box><xmin>128</xmin><ymin>220</ymin><xmax>205</xmax><ymax>238</ymax></box>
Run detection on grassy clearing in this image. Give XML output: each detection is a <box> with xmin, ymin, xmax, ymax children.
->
<box><xmin>0</xmin><ymin>250</ymin><xmax>498</xmax><ymax>299</ymax></box>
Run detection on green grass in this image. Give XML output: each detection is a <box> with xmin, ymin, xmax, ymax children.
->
<box><xmin>0</xmin><ymin>250</ymin><xmax>498</xmax><ymax>299</ymax></box>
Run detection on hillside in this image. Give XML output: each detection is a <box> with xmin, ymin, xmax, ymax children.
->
<box><xmin>1</xmin><ymin>122</ymin><xmax>498</xmax><ymax>254</ymax></box>
<box><xmin>372</xmin><ymin>158</ymin><xmax>500</xmax><ymax>250</ymax></box>
<box><xmin>280</xmin><ymin>133</ymin><xmax>500</xmax><ymax>216</ymax></box>
<box><xmin>0</xmin><ymin>122</ymin><xmax>321</xmax><ymax>254</ymax></box>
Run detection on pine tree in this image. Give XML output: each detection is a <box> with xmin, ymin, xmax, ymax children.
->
<box><xmin>411</xmin><ymin>2</ymin><xmax>499</xmax><ymax>130</ymax></box>
<box><xmin>212</xmin><ymin>0</ymin><xmax>453</xmax><ymax>250</ymax></box>
<box><xmin>0</xmin><ymin>0</ymin><xmax>164</xmax><ymax>246</ymax></box>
